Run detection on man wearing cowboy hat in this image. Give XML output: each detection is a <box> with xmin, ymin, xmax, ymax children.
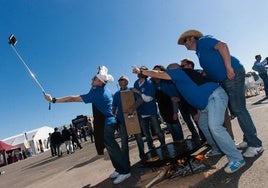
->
<box><xmin>132</xmin><ymin>64</ymin><xmax>245</xmax><ymax>174</ymax></box>
<box><xmin>177</xmin><ymin>29</ymin><xmax>263</xmax><ymax>158</ymax></box>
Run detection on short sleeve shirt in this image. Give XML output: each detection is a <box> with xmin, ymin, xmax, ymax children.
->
<box><xmin>80</xmin><ymin>86</ymin><xmax>116</xmax><ymax>126</ymax></box>
<box><xmin>196</xmin><ymin>35</ymin><xmax>242</xmax><ymax>82</ymax></box>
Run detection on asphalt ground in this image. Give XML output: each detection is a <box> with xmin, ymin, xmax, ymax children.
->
<box><xmin>0</xmin><ymin>93</ymin><xmax>268</xmax><ymax>188</ymax></box>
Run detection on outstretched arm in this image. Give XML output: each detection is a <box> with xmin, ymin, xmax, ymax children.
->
<box><xmin>44</xmin><ymin>94</ymin><xmax>83</xmax><ymax>103</ymax></box>
<box><xmin>132</xmin><ymin>67</ymin><xmax>171</xmax><ymax>80</ymax></box>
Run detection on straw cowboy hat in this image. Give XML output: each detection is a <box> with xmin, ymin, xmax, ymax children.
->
<box><xmin>177</xmin><ymin>29</ymin><xmax>203</xmax><ymax>45</ymax></box>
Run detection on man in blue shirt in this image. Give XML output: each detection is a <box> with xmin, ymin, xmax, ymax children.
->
<box><xmin>112</xmin><ymin>76</ymin><xmax>145</xmax><ymax>164</ymax></box>
<box><xmin>132</xmin><ymin>65</ymin><xmax>245</xmax><ymax>174</ymax></box>
<box><xmin>252</xmin><ymin>54</ymin><xmax>268</xmax><ymax>98</ymax></box>
<box><xmin>44</xmin><ymin>66</ymin><xmax>131</xmax><ymax>184</ymax></box>
<box><xmin>177</xmin><ymin>29</ymin><xmax>263</xmax><ymax>158</ymax></box>
<box><xmin>151</xmin><ymin>65</ymin><xmax>184</xmax><ymax>142</ymax></box>
<box><xmin>131</xmin><ymin>66</ymin><xmax>166</xmax><ymax>150</ymax></box>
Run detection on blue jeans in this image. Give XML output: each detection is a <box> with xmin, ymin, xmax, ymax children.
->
<box><xmin>119</xmin><ymin>122</ymin><xmax>145</xmax><ymax>162</ymax></box>
<box><xmin>259</xmin><ymin>72</ymin><xmax>268</xmax><ymax>97</ymax></box>
<box><xmin>179</xmin><ymin>109</ymin><xmax>200</xmax><ymax>139</ymax></box>
<box><xmin>104</xmin><ymin>124</ymin><xmax>130</xmax><ymax>174</ymax></box>
<box><xmin>198</xmin><ymin>87</ymin><xmax>243</xmax><ymax>162</ymax></box>
<box><xmin>55</xmin><ymin>144</ymin><xmax>62</xmax><ymax>156</ymax></box>
<box><xmin>165</xmin><ymin>122</ymin><xmax>184</xmax><ymax>141</ymax></box>
<box><xmin>140</xmin><ymin>114</ymin><xmax>165</xmax><ymax>149</ymax></box>
<box><xmin>221</xmin><ymin>67</ymin><xmax>262</xmax><ymax>147</ymax></box>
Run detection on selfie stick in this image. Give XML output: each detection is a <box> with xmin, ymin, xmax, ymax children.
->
<box><xmin>8</xmin><ymin>34</ymin><xmax>51</xmax><ymax>110</ymax></box>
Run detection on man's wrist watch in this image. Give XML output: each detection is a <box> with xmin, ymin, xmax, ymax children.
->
<box><xmin>52</xmin><ymin>97</ymin><xmax>57</xmax><ymax>103</ymax></box>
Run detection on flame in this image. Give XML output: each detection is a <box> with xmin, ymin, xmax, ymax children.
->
<box><xmin>195</xmin><ymin>154</ymin><xmax>205</xmax><ymax>160</ymax></box>
<box><xmin>167</xmin><ymin>167</ymin><xmax>173</xmax><ymax>175</ymax></box>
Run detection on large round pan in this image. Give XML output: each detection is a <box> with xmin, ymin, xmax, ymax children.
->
<box><xmin>144</xmin><ymin>139</ymin><xmax>205</xmax><ymax>167</ymax></box>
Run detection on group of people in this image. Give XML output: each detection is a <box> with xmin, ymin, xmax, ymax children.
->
<box><xmin>44</xmin><ymin>29</ymin><xmax>264</xmax><ymax>184</ymax></box>
<box><xmin>47</xmin><ymin>124</ymin><xmax>86</xmax><ymax>157</ymax></box>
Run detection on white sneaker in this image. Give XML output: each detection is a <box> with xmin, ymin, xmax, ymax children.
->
<box><xmin>113</xmin><ymin>173</ymin><xmax>131</xmax><ymax>184</ymax></box>
<box><xmin>236</xmin><ymin>141</ymin><xmax>248</xmax><ymax>149</ymax></box>
<box><xmin>109</xmin><ymin>171</ymin><xmax>119</xmax><ymax>179</ymax></box>
<box><xmin>243</xmin><ymin>146</ymin><xmax>264</xmax><ymax>157</ymax></box>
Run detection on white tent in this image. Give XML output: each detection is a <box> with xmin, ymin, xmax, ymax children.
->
<box><xmin>3</xmin><ymin>126</ymin><xmax>54</xmax><ymax>155</ymax></box>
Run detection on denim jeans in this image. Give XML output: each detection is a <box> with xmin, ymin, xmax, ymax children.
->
<box><xmin>104</xmin><ymin>124</ymin><xmax>130</xmax><ymax>174</ymax></box>
<box><xmin>259</xmin><ymin>72</ymin><xmax>268</xmax><ymax>97</ymax></box>
<box><xmin>64</xmin><ymin>140</ymin><xmax>73</xmax><ymax>153</ymax></box>
<box><xmin>55</xmin><ymin>144</ymin><xmax>62</xmax><ymax>156</ymax></box>
<box><xmin>221</xmin><ymin>67</ymin><xmax>262</xmax><ymax>147</ymax></box>
<box><xmin>198</xmin><ymin>87</ymin><xmax>243</xmax><ymax>162</ymax></box>
<box><xmin>179</xmin><ymin>109</ymin><xmax>200</xmax><ymax>139</ymax></box>
<box><xmin>165</xmin><ymin>122</ymin><xmax>184</xmax><ymax>141</ymax></box>
<box><xmin>119</xmin><ymin>122</ymin><xmax>145</xmax><ymax>163</ymax></box>
<box><xmin>140</xmin><ymin>114</ymin><xmax>165</xmax><ymax>150</ymax></box>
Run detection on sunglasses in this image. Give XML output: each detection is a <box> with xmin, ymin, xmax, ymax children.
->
<box><xmin>183</xmin><ymin>37</ymin><xmax>191</xmax><ymax>44</ymax></box>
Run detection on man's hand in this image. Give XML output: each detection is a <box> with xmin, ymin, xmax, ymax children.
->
<box><xmin>193</xmin><ymin>110</ymin><xmax>200</xmax><ymax>122</ymax></box>
<box><xmin>226</xmin><ymin>67</ymin><xmax>235</xmax><ymax>80</ymax></box>
<box><xmin>132</xmin><ymin>88</ymin><xmax>141</xmax><ymax>95</ymax></box>
<box><xmin>44</xmin><ymin>93</ymin><xmax>53</xmax><ymax>102</ymax></box>
<box><xmin>128</xmin><ymin>107</ymin><xmax>134</xmax><ymax>115</ymax></box>
<box><xmin>132</xmin><ymin>66</ymin><xmax>140</xmax><ymax>74</ymax></box>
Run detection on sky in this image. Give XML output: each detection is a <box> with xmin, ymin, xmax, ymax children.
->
<box><xmin>1</xmin><ymin>0</ymin><xmax>268</xmax><ymax>140</ymax></box>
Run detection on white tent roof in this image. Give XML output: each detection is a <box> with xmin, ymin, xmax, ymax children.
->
<box><xmin>3</xmin><ymin>126</ymin><xmax>54</xmax><ymax>146</ymax></box>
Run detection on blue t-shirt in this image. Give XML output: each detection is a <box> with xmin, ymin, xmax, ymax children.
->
<box><xmin>112</xmin><ymin>87</ymin><xmax>132</xmax><ymax>124</ymax></box>
<box><xmin>252</xmin><ymin>60</ymin><xmax>267</xmax><ymax>74</ymax></box>
<box><xmin>166</xmin><ymin>69</ymin><xmax>219</xmax><ymax>110</ymax></box>
<box><xmin>196</xmin><ymin>35</ymin><xmax>242</xmax><ymax>82</ymax></box>
<box><xmin>80</xmin><ymin>86</ymin><xmax>116</xmax><ymax>126</ymax></box>
<box><xmin>133</xmin><ymin>79</ymin><xmax>157</xmax><ymax>116</ymax></box>
<box><xmin>153</xmin><ymin>80</ymin><xmax>179</xmax><ymax>98</ymax></box>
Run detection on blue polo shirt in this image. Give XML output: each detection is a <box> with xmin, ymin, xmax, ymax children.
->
<box><xmin>80</xmin><ymin>86</ymin><xmax>116</xmax><ymax>126</ymax></box>
<box><xmin>166</xmin><ymin>68</ymin><xmax>219</xmax><ymax>110</ymax></box>
<box><xmin>196</xmin><ymin>35</ymin><xmax>243</xmax><ymax>82</ymax></box>
<box><xmin>133</xmin><ymin>79</ymin><xmax>157</xmax><ymax>116</ymax></box>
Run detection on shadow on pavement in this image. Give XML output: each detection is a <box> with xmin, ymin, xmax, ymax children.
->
<box><xmin>67</xmin><ymin>153</ymin><xmax>110</xmax><ymax>172</ymax></box>
<box><xmin>23</xmin><ymin>155</ymin><xmax>62</xmax><ymax>170</ymax></box>
<box><xmin>252</xmin><ymin>97</ymin><xmax>268</xmax><ymax>105</ymax></box>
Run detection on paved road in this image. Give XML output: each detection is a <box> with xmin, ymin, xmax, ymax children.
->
<box><xmin>0</xmin><ymin>94</ymin><xmax>268</xmax><ymax>188</ymax></box>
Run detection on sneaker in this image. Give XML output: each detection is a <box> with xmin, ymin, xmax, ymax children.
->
<box><xmin>224</xmin><ymin>159</ymin><xmax>245</xmax><ymax>173</ymax></box>
<box><xmin>236</xmin><ymin>141</ymin><xmax>248</xmax><ymax>149</ymax></box>
<box><xmin>243</xmin><ymin>146</ymin><xmax>264</xmax><ymax>157</ymax></box>
<box><xmin>109</xmin><ymin>171</ymin><xmax>119</xmax><ymax>179</ymax></box>
<box><xmin>205</xmin><ymin>149</ymin><xmax>223</xmax><ymax>158</ymax></box>
<box><xmin>113</xmin><ymin>173</ymin><xmax>131</xmax><ymax>184</ymax></box>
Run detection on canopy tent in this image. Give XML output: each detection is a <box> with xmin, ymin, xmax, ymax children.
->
<box><xmin>0</xmin><ymin>141</ymin><xmax>21</xmax><ymax>167</ymax></box>
<box><xmin>0</xmin><ymin>141</ymin><xmax>20</xmax><ymax>152</ymax></box>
